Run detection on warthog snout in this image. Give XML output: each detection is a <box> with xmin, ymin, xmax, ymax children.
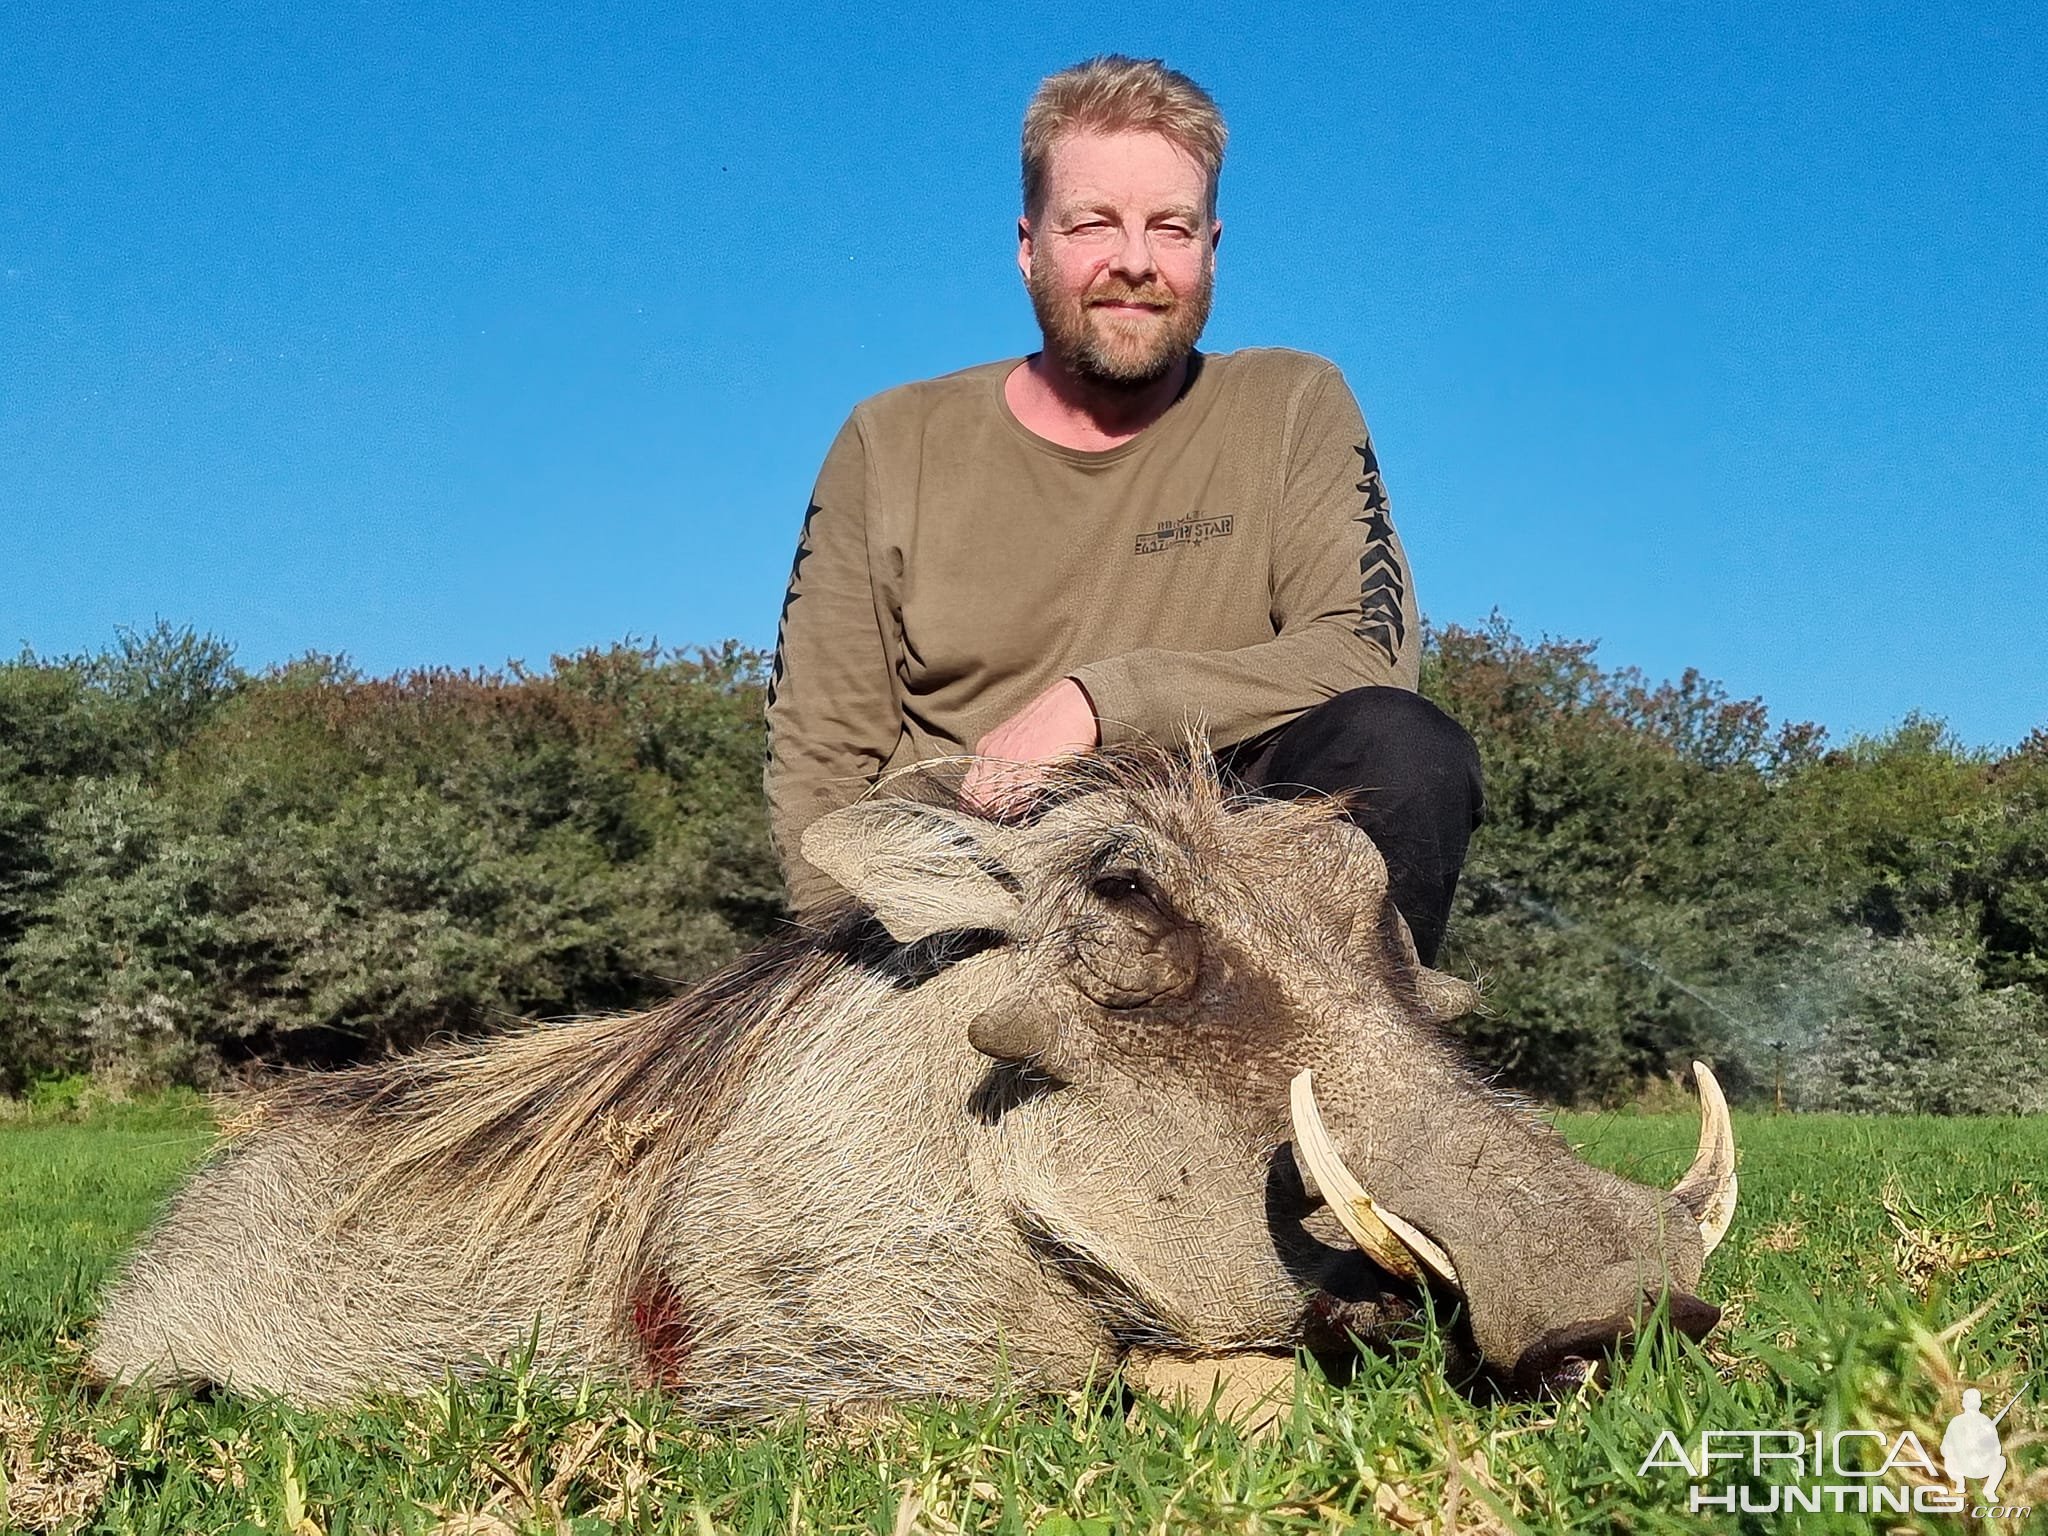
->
<box><xmin>1510</xmin><ymin>1286</ymin><xmax>1723</xmax><ymax>1396</ymax></box>
<box><xmin>1293</xmin><ymin>1056</ymin><xmax>1737</xmax><ymax>1393</ymax></box>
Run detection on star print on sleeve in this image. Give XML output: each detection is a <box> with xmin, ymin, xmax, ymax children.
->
<box><xmin>765</xmin><ymin>500</ymin><xmax>822</xmax><ymax>713</ymax></box>
<box><xmin>1350</xmin><ymin>445</ymin><xmax>1407</xmax><ymax>663</ymax></box>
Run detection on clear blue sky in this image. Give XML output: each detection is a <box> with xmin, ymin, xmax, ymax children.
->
<box><xmin>4</xmin><ymin>2</ymin><xmax>2043</xmax><ymax>749</ymax></box>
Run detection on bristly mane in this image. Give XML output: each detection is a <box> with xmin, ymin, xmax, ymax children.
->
<box><xmin>876</xmin><ymin>736</ymin><xmax>1356</xmax><ymax>842</ymax></box>
<box><xmin>238</xmin><ymin>922</ymin><xmax>881</xmax><ymax>1289</ymax></box>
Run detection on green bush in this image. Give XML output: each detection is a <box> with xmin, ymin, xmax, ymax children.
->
<box><xmin>1424</xmin><ymin>615</ymin><xmax>2046</xmax><ymax>1107</ymax></box>
<box><xmin>0</xmin><ymin>635</ymin><xmax>781</xmax><ymax>1091</ymax></box>
<box><xmin>1777</xmin><ymin>933</ymin><xmax>2048</xmax><ymax>1114</ymax></box>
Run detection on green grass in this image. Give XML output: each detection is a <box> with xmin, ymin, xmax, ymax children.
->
<box><xmin>2</xmin><ymin>1101</ymin><xmax>2044</xmax><ymax>1533</ymax></box>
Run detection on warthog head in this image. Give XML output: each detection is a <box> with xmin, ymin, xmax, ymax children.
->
<box><xmin>805</xmin><ymin>746</ymin><xmax>1735</xmax><ymax>1394</ymax></box>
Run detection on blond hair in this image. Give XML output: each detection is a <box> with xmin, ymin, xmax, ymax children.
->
<box><xmin>1021</xmin><ymin>56</ymin><xmax>1227</xmax><ymax>221</ymax></box>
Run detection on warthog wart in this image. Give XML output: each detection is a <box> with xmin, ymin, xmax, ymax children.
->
<box><xmin>91</xmin><ymin>745</ymin><xmax>1735</xmax><ymax>1412</ymax></box>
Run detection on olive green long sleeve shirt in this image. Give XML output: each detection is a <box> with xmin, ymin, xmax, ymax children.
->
<box><xmin>765</xmin><ymin>347</ymin><xmax>1421</xmax><ymax>910</ymax></box>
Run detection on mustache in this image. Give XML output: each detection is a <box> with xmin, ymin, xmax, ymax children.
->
<box><xmin>1085</xmin><ymin>283</ymin><xmax>1176</xmax><ymax>309</ymax></box>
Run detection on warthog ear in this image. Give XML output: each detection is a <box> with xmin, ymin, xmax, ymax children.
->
<box><xmin>1416</xmin><ymin>968</ymin><xmax>1480</xmax><ymax>1022</ymax></box>
<box><xmin>1380</xmin><ymin>906</ymin><xmax>1481</xmax><ymax>1022</ymax></box>
<box><xmin>801</xmin><ymin>801</ymin><xmax>1024</xmax><ymax>944</ymax></box>
<box><xmin>1319</xmin><ymin>816</ymin><xmax>1480</xmax><ymax>1020</ymax></box>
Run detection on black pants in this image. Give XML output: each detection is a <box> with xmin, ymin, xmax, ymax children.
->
<box><xmin>1220</xmin><ymin>687</ymin><xmax>1484</xmax><ymax>966</ymax></box>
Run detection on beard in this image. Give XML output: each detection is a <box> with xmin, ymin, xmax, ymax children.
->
<box><xmin>1028</xmin><ymin>249</ymin><xmax>1213</xmax><ymax>391</ymax></box>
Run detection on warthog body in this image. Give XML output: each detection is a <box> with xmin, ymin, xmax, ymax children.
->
<box><xmin>94</xmin><ymin>748</ymin><xmax>1729</xmax><ymax>1411</ymax></box>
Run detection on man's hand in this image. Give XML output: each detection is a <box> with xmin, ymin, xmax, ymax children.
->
<box><xmin>962</xmin><ymin>677</ymin><xmax>1100</xmax><ymax>815</ymax></box>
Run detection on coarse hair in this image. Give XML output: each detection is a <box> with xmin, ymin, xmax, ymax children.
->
<box><xmin>1021</xmin><ymin>55</ymin><xmax>1227</xmax><ymax>221</ymax></box>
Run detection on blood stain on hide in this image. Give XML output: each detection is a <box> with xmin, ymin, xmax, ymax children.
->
<box><xmin>631</xmin><ymin>1275</ymin><xmax>699</xmax><ymax>1385</ymax></box>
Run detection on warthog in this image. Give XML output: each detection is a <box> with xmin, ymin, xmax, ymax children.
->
<box><xmin>92</xmin><ymin>746</ymin><xmax>1735</xmax><ymax>1412</ymax></box>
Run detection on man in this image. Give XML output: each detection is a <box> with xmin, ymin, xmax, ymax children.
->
<box><xmin>766</xmin><ymin>56</ymin><xmax>1483</xmax><ymax>963</ymax></box>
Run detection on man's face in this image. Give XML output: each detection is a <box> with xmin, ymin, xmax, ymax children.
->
<box><xmin>1020</xmin><ymin>130</ymin><xmax>1219</xmax><ymax>390</ymax></box>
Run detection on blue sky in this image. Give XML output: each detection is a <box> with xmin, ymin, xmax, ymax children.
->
<box><xmin>4</xmin><ymin>1</ymin><xmax>2042</xmax><ymax>749</ymax></box>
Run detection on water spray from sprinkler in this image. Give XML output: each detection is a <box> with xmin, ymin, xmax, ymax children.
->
<box><xmin>1482</xmin><ymin>879</ymin><xmax>1774</xmax><ymax>1046</ymax></box>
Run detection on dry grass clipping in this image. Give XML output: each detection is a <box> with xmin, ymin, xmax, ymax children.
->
<box><xmin>0</xmin><ymin>1393</ymin><xmax>116</xmax><ymax>1533</ymax></box>
<box><xmin>1882</xmin><ymin>1180</ymin><xmax>2043</xmax><ymax>1296</ymax></box>
<box><xmin>1755</xmin><ymin>1220</ymin><xmax>1806</xmax><ymax>1253</ymax></box>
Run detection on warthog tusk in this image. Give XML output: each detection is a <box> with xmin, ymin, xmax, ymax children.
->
<box><xmin>1672</xmin><ymin>1061</ymin><xmax>1738</xmax><ymax>1257</ymax></box>
<box><xmin>1289</xmin><ymin>1069</ymin><xmax>1460</xmax><ymax>1289</ymax></box>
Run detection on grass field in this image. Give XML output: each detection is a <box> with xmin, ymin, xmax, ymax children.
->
<box><xmin>1</xmin><ymin>1098</ymin><xmax>2043</xmax><ymax>1534</ymax></box>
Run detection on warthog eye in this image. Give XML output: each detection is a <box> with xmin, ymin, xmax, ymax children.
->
<box><xmin>1089</xmin><ymin>870</ymin><xmax>1146</xmax><ymax>904</ymax></box>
